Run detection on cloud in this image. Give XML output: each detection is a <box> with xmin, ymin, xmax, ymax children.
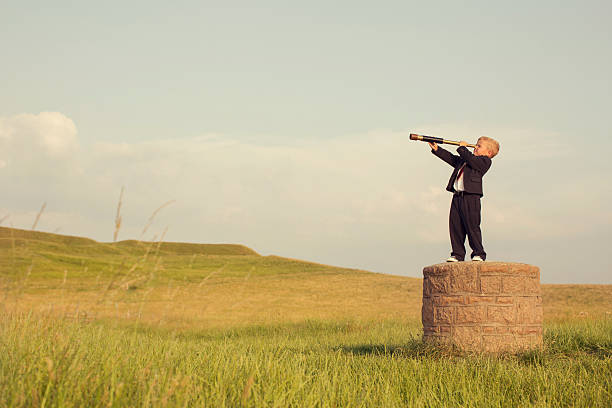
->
<box><xmin>89</xmin><ymin>131</ymin><xmax>434</xmax><ymax>241</ymax></box>
<box><xmin>0</xmin><ymin>112</ymin><xmax>78</xmax><ymax>160</ymax></box>
<box><xmin>1</xmin><ymin>113</ymin><xmax>610</xmax><ymax>282</ymax></box>
<box><xmin>0</xmin><ymin>112</ymin><xmax>84</xmax><ymax>212</ymax></box>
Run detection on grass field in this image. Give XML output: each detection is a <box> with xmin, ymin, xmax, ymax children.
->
<box><xmin>1</xmin><ymin>226</ymin><xmax>611</xmax><ymax>407</ymax></box>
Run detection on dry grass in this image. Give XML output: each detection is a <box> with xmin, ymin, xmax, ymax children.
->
<box><xmin>1</xmin><ymin>226</ymin><xmax>610</xmax><ymax>330</ymax></box>
<box><xmin>1</xmin><ymin>227</ymin><xmax>610</xmax><ymax>407</ymax></box>
<box><xmin>3</xmin><ymin>272</ymin><xmax>421</xmax><ymax>329</ymax></box>
<box><xmin>3</xmin><ymin>267</ymin><xmax>610</xmax><ymax>331</ymax></box>
<box><xmin>542</xmin><ymin>284</ymin><xmax>612</xmax><ymax>321</ymax></box>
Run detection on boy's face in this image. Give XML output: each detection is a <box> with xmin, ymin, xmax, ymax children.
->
<box><xmin>474</xmin><ymin>139</ymin><xmax>492</xmax><ymax>157</ymax></box>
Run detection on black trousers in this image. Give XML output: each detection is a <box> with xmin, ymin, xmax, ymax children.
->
<box><xmin>449</xmin><ymin>192</ymin><xmax>486</xmax><ymax>261</ymax></box>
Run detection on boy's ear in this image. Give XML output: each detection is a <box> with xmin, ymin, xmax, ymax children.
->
<box><xmin>482</xmin><ymin>142</ymin><xmax>493</xmax><ymax>158</ymax></box>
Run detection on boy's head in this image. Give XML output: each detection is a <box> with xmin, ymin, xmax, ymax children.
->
<box><xmin>474</xmin><ymin>136</ymin><xmax>500</xmax><ymax>158</ymax></box>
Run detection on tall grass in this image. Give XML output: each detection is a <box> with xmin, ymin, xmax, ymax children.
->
<box><xmin>1</xmin><ymin>226</ymin><xmax>611</xmax><ymax>406</ymax></box>
<box><xmin>1</xmin><ymin>314</ymin><xmax>610</xmax><ymax>407</ymax></box>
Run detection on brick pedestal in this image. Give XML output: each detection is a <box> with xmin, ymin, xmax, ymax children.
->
<box><xmin>422</xmin><ymin>262</ymin><xmax>542</xmax><ymax>352</ymax></box>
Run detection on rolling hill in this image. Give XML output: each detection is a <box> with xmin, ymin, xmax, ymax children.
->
<box><xmin>1</xmin><ymin>226</ymin><xmax>610</xmax><ymax>328</ymax></box>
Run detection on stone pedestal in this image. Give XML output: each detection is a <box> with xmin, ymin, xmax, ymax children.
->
<box><xmin>422</xmin><ymin>262</ymin><xmax>543</xmax><ymax>353</ymax></box>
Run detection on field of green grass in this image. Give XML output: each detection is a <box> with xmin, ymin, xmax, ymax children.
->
<box><xmin>1</xmin><ymin>226</ymin><xmax>611</xmax><ymax>407</ymax></box>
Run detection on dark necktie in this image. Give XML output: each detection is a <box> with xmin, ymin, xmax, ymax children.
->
<box><xmin>456</xmin><ymin>164</ymin><xmax>465</xmax><ymax>181</ymax></box>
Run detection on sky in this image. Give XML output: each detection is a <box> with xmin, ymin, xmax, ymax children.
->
<box><xmin>1</xmin><ymin>0</ymin><xmax>611</xmax><ymax>283</ymax></box>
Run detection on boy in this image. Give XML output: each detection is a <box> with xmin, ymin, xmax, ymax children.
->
<box><xmin>428</xmin><ymin>137</ymin><xmax>500</xmax><ymax>262</ymax></box>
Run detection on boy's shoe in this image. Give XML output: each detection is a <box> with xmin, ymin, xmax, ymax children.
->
<box><xmin>446</xmin><ymin>256</ymin><xmax>460</xmax><ymax>262</ymax></box>
<box><xmin>472</xmin><ymin>256</ymin><xmax>484</xmax><ymax>262</ymax></box>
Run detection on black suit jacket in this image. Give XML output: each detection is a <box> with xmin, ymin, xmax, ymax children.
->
<box><xmin>431</xmin><ymin>146</ymin><xmax>492</xmax><ymax>196</ymax></box>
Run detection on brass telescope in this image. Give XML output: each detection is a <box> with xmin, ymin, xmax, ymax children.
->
<box><xmin>410</xmin><ymin>133</ymin><xmax>476</xmax><ymax>148</ymax></box>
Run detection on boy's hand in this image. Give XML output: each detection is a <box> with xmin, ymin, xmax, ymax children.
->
<box><xmin>459</xmin><ymin>141</ymin><xmax>468</xmax><ymax>147</ymax></box>
<box><xmin>428</xmin><ymin>142</ymin><xmax>438</xmax><ymax>151</ymax></box>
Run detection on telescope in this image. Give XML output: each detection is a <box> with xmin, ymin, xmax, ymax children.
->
<box><xmin>410</xmin><ymin>133</ymin><xmax>476</xmax><ymax>148</ymax></box>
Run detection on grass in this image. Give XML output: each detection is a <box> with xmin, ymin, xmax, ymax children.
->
<box><xmin>1</xmin><ymin>226</ymin><xmax>611</xmax><ymax>406</ymax></box>
<box><xmin>0</xmin><ymin>226</ymin><xmax>420</xmax><ymax>329</ymax></box>
<box><xmin>1</xmin><ymin>315</ymin><xmax>610</xmax><ymax>407</ymax></box>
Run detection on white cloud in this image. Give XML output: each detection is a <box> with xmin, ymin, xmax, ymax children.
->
<box><xmin>0</xmin><ymin>112</ymin><xmax>78</xmax><ymax>160</ymax></box>
<box><xmin>1</xmin><ymin>113</ymin><xmax>610</xmax><ymax>282</ymax></box>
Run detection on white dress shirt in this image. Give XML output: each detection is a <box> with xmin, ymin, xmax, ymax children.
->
<box><xmin>453</xmin><ymin>163</ymin><xmax>466</xmax><ymax>192</ymax></box>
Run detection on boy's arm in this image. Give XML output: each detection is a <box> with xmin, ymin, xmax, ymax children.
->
<box><xmin>431</xmin><ymin>144</ymin><xmax>460</xmax><ymax>168</ymax></box>
<box><xmin>457</xmin><ymin>146</ymin><xmax>492</xmax><ymax>174</ymax></box>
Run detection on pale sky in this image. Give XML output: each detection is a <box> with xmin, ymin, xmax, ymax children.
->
<box><xmin>1</xmin><ymin>1</ymin><xmax>611</xmax><ymax>283</ymax></box>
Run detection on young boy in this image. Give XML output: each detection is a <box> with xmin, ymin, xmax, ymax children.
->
<box><xmin>428</xmin><ymin>137</ymin><xmax>500</xmax><ymax>262</ymax></box>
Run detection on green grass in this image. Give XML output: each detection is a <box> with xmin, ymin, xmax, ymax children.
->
<box><xmin>1</xmin><ymin>314</ymin><xmax>610</xmax><ymax>407</ymax></box>
<box><xmin>0</xmin><ymin>226</ymin><xmax>365</xmax><ymax>284</ymax></box>
<box><xmin>1</xmin><ymin>226</ymin><xmax>611</xmax><ymax>406</ymax></box>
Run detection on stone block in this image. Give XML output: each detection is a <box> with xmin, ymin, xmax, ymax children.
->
<box><xmin>496</xmin><ymin>326</ymin><xmax>510</xmax><ymax>334</ymax></box>
<box><xmin>480</xmin><ymin>262</ymin><xmax>509</xmax><ymax>276</ymax></box>
<box><xmin>496</xmin><ymin>296</ymin><xmax>514</xmax><ymax>304</ymax></box>
<box><xmin>502</xmin><ymin>276</ymin><xmax>525</xmax><ymax>294</ymax></box>
<box><xmin>435</xmin><ymin>306</ymin><xmax>454</xmax><ymax>324</ymax></box>
<box><xmin>525</xmin><ymin>278</ymin><xmax>541</xmax><ymax>294</ymax></box>
<box><xmin>480</xmin><ymin>276</ymin><xmax>501</xmax><ymax>294</ymax></box>
<box><xmin>432</xmin><ymin>263</ymin><xmax>455</xmax><ymax>276</ymax></box>
<box><xmin>526</xmin><ymin>265</ymin><xmax>540</xmax><ymax>279</ymax></box>
<box><xmin>449</xmin><ymin>265</ymin><xmax>479</xmax><ymax>293</ymax></box>
<box><xmin>534</xmin><ymin>306</ymin><xmax>543</xmax><ymax>323</ymax></box>
<box><xmin>423</xmin><ymin>265</ymin><xmax>436</xmax><ymax>276</ymax></box>
<box><xmin>508</xmin><ymin>336</ymin><xmax>531</xmax><ymax>351</ymax></box>
<box><xmin>516</xmin><ymin>299</ymin><xmax>543</xmax><ymax>325</ymax></box>
<box><xmin>510</xmin><ymin>263</ymin><xmax>539</xmax><ymax>278</ymax></box>
<box><xmin>454</xmin><ymin>326</ymin><xmax>481</xmax><ymax>349</ymax></box>
<box><xmin>423</xmin><ymin>277</ymin><xmax>432</xmax><ymax>297</ymax></box>
<box><xmin>437</xmin><ymin>295</ymin><xmax>465</xmax><ymax>305</ymax></box>
<box><xmin>421</xmin><ymin>300</ymin><xmax>434</xmax><ymax>325</ymax></box>
<box><xmin>428</xmin><ymin>276</ymin><xmax>450</xmax><ymax>295</ymax></box>
<box><xmin>467</xmin><ymin>296</ymin><xmax>494</xmax><ymax>304</ymax></box>
<box><xmin>488</xmin><ymin>305</ymin><xmax>515</xmax><ymax>324</ymax></box>
<box><xmin>456</xmin><ymin>305</ymin><xmax>486</xmax><ymax>323</ymax></box>
<box><xmin>524</xmin><ymin>326</ymin><xmax>542</xmax><ymax>335</ymax></box>
<box><xmin>483</xmin><ymin>326</ymin><xmax>496</xmax><ymax>334</ymax></box>
<box><xmin>516</xmin><ymin>298</ymin><xmax>537</xmax><ymax>324</ymax></box>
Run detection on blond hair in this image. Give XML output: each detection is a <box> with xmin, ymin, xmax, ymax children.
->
<box><xmin>478</xmin><ymin>136</ymin><xmax>500</xmax><ymax>158</ymax></box>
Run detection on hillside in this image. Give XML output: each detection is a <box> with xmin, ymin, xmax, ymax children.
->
<box><xmin>1</xmin><ymin>227</ymin><xmax>610</xmax><ymax>328</ymax></box>
<box><xmin>0</xmin><ymin>226</ymin><xmax>257</xmax><ymax>256</ymax></box>
<box><xmin>0</xmin><ymin>226</ymin><xmax>420</xmax><ymax>327</ymax></box>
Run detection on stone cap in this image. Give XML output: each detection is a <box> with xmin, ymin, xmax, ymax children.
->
<box><xmin>424</xmin><ymin>262</ymin><xmax>539</xmax><ymax>278</ymax></box>
<box><xmin>423</xmin><ymin>262</ymin><xmax>540</xmax><ymax>297</ymax></box>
